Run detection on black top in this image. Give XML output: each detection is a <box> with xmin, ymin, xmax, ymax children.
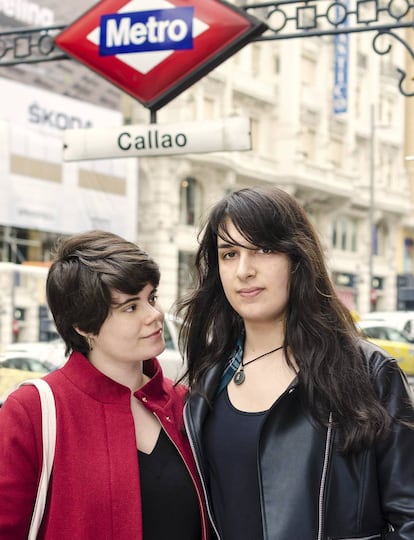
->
<box><xmin>138</xmin><ymin>428</ymin><xmax>201</xmax><ymax>540</ymax></box>
<box><xmin>204</xmin><ymin>388</ymin><xmax>266</xmax><ymax>540</ymax></box>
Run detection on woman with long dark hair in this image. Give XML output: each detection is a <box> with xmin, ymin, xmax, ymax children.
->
<box><xmin>177</xmin><ymin>186</ymin><xmax>414</xmax><ymax>540</ymax></box>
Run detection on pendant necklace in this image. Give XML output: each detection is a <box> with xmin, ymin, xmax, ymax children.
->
<box><xmin>233</xmin><ymin>345</ymin><xmax>284</xmax><ymax>386</ymax></box>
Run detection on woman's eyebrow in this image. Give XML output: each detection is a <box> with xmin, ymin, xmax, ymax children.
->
<box><xmin>217</xmin><ymin>242</ymin><xmax>237</xmax><ymax>249</ymax></box>
<box><xmin>217</xmin><ymin>241</ymin><xmax>257</xmax><ymax>251</ymax></box>
<box><xmin>112</xmin><ymin>295</ymin><xmax>140</xmax><ymax>308</ymax></box>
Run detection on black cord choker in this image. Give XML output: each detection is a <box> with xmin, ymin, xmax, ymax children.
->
<box><xmin>233</xmin><ymin>345</ymin><xmax>284</xmax><ymax>386</ymax></box>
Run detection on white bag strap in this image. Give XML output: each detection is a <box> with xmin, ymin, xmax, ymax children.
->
<box><xmin>20</xmin><ymin>379</ymin><xmax>56</xmax><ymax>540</ymax></box>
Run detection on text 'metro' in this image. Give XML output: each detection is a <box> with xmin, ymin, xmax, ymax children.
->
<box><xmin>99</xmin><ymin>8</ymin><xmax>194</xmax><ymax>55</ymax></box>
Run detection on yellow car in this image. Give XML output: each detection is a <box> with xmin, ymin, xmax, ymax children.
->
<box><xmin>0</xmin><ymin>367</ymin><xmax>44</xmax><ymax>406</ymax></box>
<box><xmin>357</xmin><ymin>322</ymin><xmax>414</xmax><ymax>376</ymax></box>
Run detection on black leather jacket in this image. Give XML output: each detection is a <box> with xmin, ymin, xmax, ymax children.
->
<box><xmin>184</xmin><ymin>340</ymin><xmax>414</xmax><ymax>540</ymax></box>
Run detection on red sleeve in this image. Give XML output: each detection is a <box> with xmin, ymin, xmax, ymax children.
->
<box><xmin>0</xmin><ymin>387</ymin><xmax>43</xmax><ymax>539</ymax></box>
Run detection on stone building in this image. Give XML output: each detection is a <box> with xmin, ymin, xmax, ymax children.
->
<box><xmin>0</xmin><ymin>0</ymin><xmax>412</xmax><ymax>343</ymax></box>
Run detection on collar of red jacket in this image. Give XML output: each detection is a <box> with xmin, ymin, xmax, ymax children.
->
<box><xmin>60</xmin><ymin>351</ymin><xmax>174</xmax><ymax>407</ymax></box>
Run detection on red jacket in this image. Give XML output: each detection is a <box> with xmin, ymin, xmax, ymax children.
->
<box><xmin>0</xmin><ymin>352</ymin><xmax>209</xmax><ymax>539</ymax></box>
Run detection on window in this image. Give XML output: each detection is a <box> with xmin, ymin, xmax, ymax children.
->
<box><xmin>179</xmin><ymin>177</ymin><xmax>202</xmax><ymax>226</ymax></box>
<box><xmin>332</xmin><ymin>216</ymin><xmax>359</xmax><ymax>252</ymax></box>
<box><xmin>251</xmin><ymin>117</ymin><xmax>259</xmax><ymax>149</ymax></box>
<box><xmin>251</xmin><ymin>44</ymin><xmax>261</xmax><ymax>76</ymax></box>
<box><xmin>203</xmin><ymin>96</ymin><xmax>215</xmax><ymax>119</ymax></box>
<box><xmin>177</xmin><ymin>250</ymin><xmax>196</xmax><ymax>299</ymax></box>
<box><xmin>330</xmin><ymin>138</ymin><xmax>343</xmax><ymax>168</ymax></box>
<box><xmin>301</xmin><ymin>55</ymin><xmax>316</xmax><ymax>86</ymax></box>
<box><xmin>274</xmin><ymin>54</ymin><xmax>280</xmax><ymax>75</ymax></box>
<box><xmin>372</xmin><ymin>221</ymin><xmax>388</xmax><ymax>256</ymax></box>
<box><xmin>303</xmin><ymin>128</ymin><xmax>316</xmax><ymax>161</ymax></box>
<box><xmin>404</xmin><ymin>237</ymin><xmax>414</xmax><ymax>273</ymax></box>
<box><xmin>357</xmin><ymin>52</ymin><xmax>367</xmax><ymax>69</ymax></box>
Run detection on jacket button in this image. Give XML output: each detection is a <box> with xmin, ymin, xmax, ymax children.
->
<box><xmin>166</xmin><ymin>416</ymin><xmax>171</xmax><ymax>422</ymax></box>
<box><xmin>142</xmin><ymin>396</ymin><xmax>148</xmax><ymax>402</ymax></box>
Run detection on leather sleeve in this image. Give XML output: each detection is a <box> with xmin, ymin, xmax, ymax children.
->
<box><xmin>373</xmin><ymin>357</ymin><xmax>414</xmax><ymax>539</ymax></box>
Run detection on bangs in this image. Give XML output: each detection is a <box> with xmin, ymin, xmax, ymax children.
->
<box><xmin>216</xmin><ymin>217</ymin><xmax>256</xmax><ymax>247</ymax></box>
<box><xmin>102</xmin><ymin>261</ymin><xmax>160</xmax><ymax>300</ymax></box>
<box><xmin>212</xmin><ymin>191</ymin><xmax>287</xmax><ymax>251</ymax></box>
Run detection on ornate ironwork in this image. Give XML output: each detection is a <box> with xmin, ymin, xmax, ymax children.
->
<box><xmin>0</xmin><ymin>25</ymin><xmax>68</xmax><ymax>65</ymax></box>
<box><xmin>372</xmin><ymin>29</ymin><xmax>414</xmax><ymax>95</ymax></box>
<box><xmin>245</xmin><ymin>0</ymin><xmax>414</xmax><ymax>96</ymax></box>
<box><xmin>0</xmin><ymin>0</ymin><xmax>412</xmax><ymax>95</ymax></box>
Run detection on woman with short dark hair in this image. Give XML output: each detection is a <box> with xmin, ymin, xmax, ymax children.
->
<box><xmin>177</xmin><ymin>186</ymin><xmax>414</xmax><ymax>540</ymax></box>
<box><xmin>0</xmin><ymin>230</ymin><xmax>209</xmax><ymax>540</ymax></box>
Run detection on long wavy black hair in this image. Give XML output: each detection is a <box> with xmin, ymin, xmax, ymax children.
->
<box><xmin>176</xmin><ymin>186</ymin><xmax>391</xmax><ymax>452</ymax></box>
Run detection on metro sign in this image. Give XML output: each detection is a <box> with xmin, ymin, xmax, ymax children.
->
<box><xmin>54</xmin><ymin>0</ymin><xmax>267</xmax><ymax>110</ymax></box>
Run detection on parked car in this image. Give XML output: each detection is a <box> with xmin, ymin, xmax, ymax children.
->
<box><xmin>0</xmin><ymin>315</ymin><xmax>184</xmax><ymax>406</ymax></box>
<box><xmin>157</xmin><ymin>314</ymin><xmax>185</xmax><ymax>381</ymax></box>
<box><xmin>3</xmin><ymin>340</ymin><xmax>67</xmax><ymax>369</ymax></box>
<box><xmin>360</xmin><ymin>311</ymin><xmax>414</xmax><ymax>341</ymax></box>
<box><xmin>0</xmin><ymin>367</ymin><xmax>44</xmax><ymax>406</ymax></box>
<box><xmin>0</xmin><ymin>354</ymin><xmax>55</xmax><ymax>373</ymax></box>
<box><xmin>357</xmin><ymin>321</ymin><xmax>414</xmax><ymax>376</ymax></box>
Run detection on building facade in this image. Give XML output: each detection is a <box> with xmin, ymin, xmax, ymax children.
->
<box><xmin>126</xmin><ymin>21</ymin><xmax>412</xmax><ymax>315</ymax></box>
<box><xmin>0</xmin><ymin>0</ymin><xmax>413</xmax><ymax>349</ymax></box>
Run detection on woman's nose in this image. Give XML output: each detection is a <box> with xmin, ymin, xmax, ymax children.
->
<box><xmin>236</xmin><ymin>252</ymin><xmax>256</xmax><ymax>279</ymax></box>
<box><xmin>144</xmin><ymin>303</ymin><xmax>164</xmax><ymax>323</ymax></box>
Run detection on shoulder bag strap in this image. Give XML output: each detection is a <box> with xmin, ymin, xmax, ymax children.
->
<box><xmin>20</xmin><ymin>379</ymin><xmax>56</xmax><ymax>540</ymax></box>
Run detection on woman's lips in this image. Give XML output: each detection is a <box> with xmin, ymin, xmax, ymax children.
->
<box><xmin>238</xmin><ymin>287</ymin><xmax>263</xmax><ymax>297</ymax></box>
<box><xmin>144</xmin><ymin>328</ymin><xmax>163</xmax><ymax>339</ymax></box>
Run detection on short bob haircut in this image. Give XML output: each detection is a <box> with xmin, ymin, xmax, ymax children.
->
<box><xmin>46</xmin><ymin>230</ymin><xmax>160</xmax><ymax>356</ymax></box>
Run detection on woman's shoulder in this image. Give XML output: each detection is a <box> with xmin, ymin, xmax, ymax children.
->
<box><xmin>162</xmin><ymin>376</ymin><xmax>188</xmax><ymax>400</ymax></box>
<box><xmin>357</xmin><ymin>337</ymin><xmax>397</xmax><ymax>371</ymax></box>
<box><xmin>357</xmin><ymin>338</ymin><xmax>413</xmax><ymax>406</ymax></box>
<box><xmin>0</xmin><ymin>382</ymin><xmax>43</xmax><ymax>429</ymax></box>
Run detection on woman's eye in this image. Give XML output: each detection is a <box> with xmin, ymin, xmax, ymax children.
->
<box><xmin>222</xmin><ymin>251</ymin><xmax>236</xmax><ymax>260</ymax></box>
<box><xmin>149</xmin><ymin>294</ymin><xmax>158</xmax><ymax>305</ymax></box>
<box><xmin>258</xmin><ymin>248</ymin><xmax>273</xmax><ymax>254</ymax></box>
<box><xmin>125</xmin><ymin>304</ymin><xmax>137</xmax><ymax>313</ymax></box>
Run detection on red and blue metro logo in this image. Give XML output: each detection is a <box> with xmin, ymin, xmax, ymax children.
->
<box><xmin>54</xmin><ymin>0</ymin><xmax>266</xmax><ymax>110</ymax></box>
<box><xmin>99</xmin><ymin>7</ymin><xmax>195</xmax><ymax>55</ymax></box>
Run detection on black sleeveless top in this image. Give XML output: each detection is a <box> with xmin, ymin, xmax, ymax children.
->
<box><xmin>204</xmin><ymin>388</ymin><xmax>266</xmax><ymax>540</ymax></box>
<box><xmin>138</xmin><ymin>428</ymin><xmax>201</xmax><ymax>539</ymax></box>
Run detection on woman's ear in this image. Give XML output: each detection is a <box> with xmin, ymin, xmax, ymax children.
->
<box><xmin>73</xmin><ymin>326</ymin><xmax>87</xmax><ymax>338</ymax></box>
<box><xmin>73</xmin><ymin>326</ymin><xmax>95</xmax><ymax>351</ymax></box>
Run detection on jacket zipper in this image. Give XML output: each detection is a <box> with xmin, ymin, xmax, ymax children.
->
<box><xmin>256</xmin><ymin>386</ymin><xmax>335</xmax><ymax>540</ymax></box>
<box><xmin>318</xmin><ymin>412</ymin><xmax>333</xmax><ymax>540</ymax></box>
<box><xmin>183</xmin><ymin>402</ymin><xmax>222</xmax><ymax>540</ymax></box>
<box><xmin>153</xmin><ymin>411</ymin><xmax>210</xmax><ymax>540</ymax></box>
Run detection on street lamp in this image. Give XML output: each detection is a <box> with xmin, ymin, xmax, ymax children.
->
<box><xmin>368</xmin><ymin>105</ymin><xmax>393</xmax><ymax>312</ymax></box>
<box><xmin>368</xmin><ymin>104</ymin><xmax>377</xmax><ymax>312</ymax></box>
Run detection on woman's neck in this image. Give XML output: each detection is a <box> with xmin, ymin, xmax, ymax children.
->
<box><xmin>89</xmin><ymin>353</ymin><xmax>149</xmax><ymax>392</ymax></box>
<box><xmin>243</xmin><ymin>322</ymin><xmax>285</xmax><ymax>356</ymax></box>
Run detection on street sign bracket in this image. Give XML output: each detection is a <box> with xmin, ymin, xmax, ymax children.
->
<box><xmin>0</xmin><ymin>0</ymin><xmax>412</xmax><ymax>97</ymax></box>
<box><xmin>247</xmin><ymin>0</ymin><xmax>414</xmax><ymax>97</ymax></box>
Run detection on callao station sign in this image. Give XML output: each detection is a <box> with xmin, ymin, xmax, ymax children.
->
<box><xmin>54</xmin><ymin>0</ymin><xmax>267</xmax><ymax>159</ymax></box>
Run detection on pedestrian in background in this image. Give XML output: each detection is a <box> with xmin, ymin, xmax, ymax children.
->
<box><xmin>177</xmin><ymin>186</ymin><xmax>414</xmax><ymax>540</ymax></box>
<box><xmin>0</xmin><ymin>230</ymin><xmax>208</xmax><ymax>540</ymax></box>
